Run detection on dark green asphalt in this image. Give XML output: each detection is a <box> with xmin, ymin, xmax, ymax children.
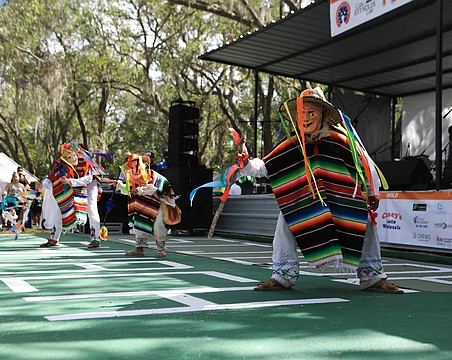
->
<box><xmin>0</xmin><ymin>231</ymin><xmax>451</xmax><ymax>360</ymax></box>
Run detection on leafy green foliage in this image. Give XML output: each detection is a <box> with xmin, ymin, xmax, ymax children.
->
<box><xmin>0</xmin><ymin>0</ymin><xmax>310</xmax><ymax>179</ymax></box>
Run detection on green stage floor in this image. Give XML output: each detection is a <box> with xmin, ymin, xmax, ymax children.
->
<box><xmin>0</xmin><ymin>231</ymin><xmax>451</xmax><ymax>360</ymax></box>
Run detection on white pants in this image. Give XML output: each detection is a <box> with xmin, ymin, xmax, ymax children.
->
<box><xmin>42</xmin><ymin>178</ymin><xmax>100</xmax><ymax>242</ymax></box>
<box><xmin>86</xmin><ymin>181</ymin><xmax>100</xmax><ymax>241</ymax></box>
<box><xmin>270</xmin><ymin>212</ymin><xmax>386</xmax><ymax>289</ymax></box>
<box><xmin>134</xmin><ymin>206</ymin><xmax>167</xmax><ymax>251</ymax></box>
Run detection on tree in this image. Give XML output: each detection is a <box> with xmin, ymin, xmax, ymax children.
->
<box><xmin>0</xmin><ymin>0</ymin><xmax>312</xmax><ymax>178</ymax></box>
<box><xmin>166</xmin><ymin>0</ymin><xmax>308</xmax><ymax>158</ymax></box>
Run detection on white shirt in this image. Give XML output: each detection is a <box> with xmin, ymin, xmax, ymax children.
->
<box><xmin>229</xmin><ymin>183</ymin><xmax>242</xmax><ymax>196</ymax></box>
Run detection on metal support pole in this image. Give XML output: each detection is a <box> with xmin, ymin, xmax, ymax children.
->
<box><xmin>391</xmin><ymin>97</ymin><xmax>396</xmax><ymax>161</ymax></box>
<box><xmin>435</xmin><ymin>0</ymin><xmax>443</xmax><ymax>190</ymax></box>
<box><xmin>254</xmin><ymin>71</ymin><xmax>259</xmax><ymax>158</ymax></box>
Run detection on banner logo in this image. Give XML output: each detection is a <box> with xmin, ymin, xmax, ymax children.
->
<box><xmin>330</xmin><ymin>0</ymin><xmax>414</xmax><ymax>37</ymax></box>
<box><xmin>434</xmin><ymin>222</ymin><xmax>451</xmax><ymax>230</ymax></box>
<box><xmin>433</xmin><ymin>202</ymin><xmax>447</xmax><ymax>215</ymax></box>
<box><xmin>413</xmin><ymin>216</ymin><xmax>428</xmax><ymax>228</ymax></box>
<box><xmin>382</xmin><ymin>212</ymin><xmax>402</xmax><ymax>230</ymax></box>
<box><xmin>436</xmin><ymin>235</ymin><xmax>452</xmax><ymax>247</ymax></box>
<box><xmin>336</xmin><ymin>2</ymin><xmax>351</xmax><ymax>27</ymax></box>
<box><xmin>412</xmin><ymin>232</ymin><xmax>431</xmax><ymax>242</ymax></box>
<box><xmin>412</xmin><ymin>203</ymin><xmax>427</xmax><ymax>211</ymax></box>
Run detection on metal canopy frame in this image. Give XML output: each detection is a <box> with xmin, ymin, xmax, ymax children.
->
<box><xmin>200</xmin><ymin>0</ymin><xmax>449</xmax><ymax>189</ymax></box>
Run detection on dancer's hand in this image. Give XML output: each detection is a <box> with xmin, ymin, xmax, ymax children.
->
<box><xmin>368</xmin><ymin>196</ymin><xmax>379</xmax><ymax>211</ymax></box>
<box><xmin>233</xmin><ymin>152</ymin><xmax>249</xmax><ymax>167</ymax></box>
<box><xmin>101</xmin><ymin>178</ymin><xmax>117</xmax><ymax>185</ymax></box>
<box><xmin>61</xmin><ymin>176</ymin><xmax>71</xmax><ymax>186</ymax></box>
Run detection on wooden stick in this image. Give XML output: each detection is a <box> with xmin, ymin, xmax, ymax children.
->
<box><xmin>208</xmin><ymin>201</ymin><xmax>225</xmax><ymax>238</ymax></box>
<box><xmin>207</xmin><ymin>131</ymin><xmax>247</xmax><ymax>238</ymax></box>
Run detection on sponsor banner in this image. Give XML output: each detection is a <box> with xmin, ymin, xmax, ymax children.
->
<box><xmin>330</xmin><ymin>0</ymin><xmax>413</xmax><ymax>37</ymax></box>
<box><xmin>377</xmin><ymin>191</ymin><xmax>452</xmax><ymax>251</ymax></box>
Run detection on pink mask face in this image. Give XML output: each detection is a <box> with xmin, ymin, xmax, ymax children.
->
<box><xmin>298</xmin><ymin>103</ymin><xmax>322</xmax><ymax>134</ymax></box>
<box><xmin>130</xmin><ymin>160</ymin><xmax>140</xmax><ymax>176</ymax></box>
<box><xmin>64</xmin><ymin>152</ymin><xmax>79</xmax><ymax>166</ymax></box>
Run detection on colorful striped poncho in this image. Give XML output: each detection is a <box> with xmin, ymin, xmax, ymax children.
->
<box><xmin>263</xmin><ymin>131</ymin><xmax>369</xmax><ymax>269</ymax></box>
<box><xmin>47</xmin><ymin>158</ymin><xmax>103</xmax><ymax>231</ymax></box>
<box><xmin>47</xmin><ymin>160</ymin><xmax>85</xmax><ymax>230</ymax></box>
<box><xmin>127</xmin><ymin>170</ymin><xmax>173</xmax><ymax>234</ymax></box>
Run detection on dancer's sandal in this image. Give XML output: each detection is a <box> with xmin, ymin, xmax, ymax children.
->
<box><xmin>254</xmin><ymin>278</ymin><xmax>292</xmax><ymax>291</ymax></box>
<box><xmin>87</xmin><ymin>241</ymin><xmax>100</xmax><ymax>248</ymax></box>
<box><xmin>364</xmin><ymin>279</ymin><xmax>404</xmax><ymax>294</ymax></box>
<box><xmin>157</xmin><ymin>250</ymin><xmax>166</xmax><ymax>257</ymax></box>
<box><xmin>40</xmin><ymin>239</ymin><xmax>58</xmax><ymax>248</ymax></box>
<box><xmin>125</xmin><ymin>249</ymin><xmax>145</xmax><ymax>256</ymax></box>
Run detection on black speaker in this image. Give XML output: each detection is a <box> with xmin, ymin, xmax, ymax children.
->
<box><xmin>168</xmin><ymin>100</ymin><xmax>200</xmax><ymax>168</ymax></box>
<box><xmin>160</xmin><ymin>167</ymin><xmax>213</xmax><ymax>231</ymax></box>
<box><xmin>377</xmin><ymin>159</ymin><xmax>432</xmax><ymax>190</ymax></box>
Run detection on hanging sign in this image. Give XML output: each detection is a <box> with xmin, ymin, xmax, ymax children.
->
<box><xmin>330</xmin><ymin>0</ymin><xmax>413</xmax><ymax>37</ymax></box>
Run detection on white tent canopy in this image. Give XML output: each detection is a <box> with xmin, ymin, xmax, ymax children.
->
<box><xmin>0</xmin><ymin>152</ymin><xmax>39</xmax><ymax>184</ymax></box>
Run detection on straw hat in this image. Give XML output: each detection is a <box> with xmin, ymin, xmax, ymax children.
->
<box><xmin>60</xmin><ymin>142</ymin><xmax>79</xmax><ymax>157</ymax></box>
<box><xmin>122</xmin><ymin>154</ymin><xmax>151</xmax><ymax>169</ymax></box>
<box><xmin>279</xmin><ymin>86</ymin><xmax>342</xmax><ymax>125</ymax></box>
<box><xmin>121</xmin><ymin>152</ymin><xmax>132</xmax><ymax>164</ymax></box>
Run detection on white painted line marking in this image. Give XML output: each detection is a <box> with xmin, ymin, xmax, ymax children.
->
<box><xmin>158</xmin><ymin>244</ymin><xmax>256</xmax><ymax>248</ymax></box>
<box><xmin>421</xmin><ymin>277</ymin><xmax>452</xmax><ymax>285</ymax></box>
<box><xmin>299</xmin><ymin>271</ymin><xmax>325</xmax><ymax>277</ymax></box>
<box><xmin>161</xmin><ymin>294</ymin><xmax>216</xmax><ymax>307</ymax></box>
<box><xmin>331</xmin><ymin>278</ymin><xmax>419</xmax><ymax>293</ymax></box>
<box><xmin>299</xmin><ymin>263</ymin><xmax>452</xmax><ymax>277</ymax></box>
<box><xmin>74</xmin><ymin>263</ymin><xmax>106</xmax><ymax>271</ymax></box>
<box><xmin>241</xmin><ymin>242</ymin><xmax>273</xmax><ymax>248</ymax></box>
<box><xmin>34</xmin><ymin>249</ymin><xmax>125</xmax><ymax>255</ymax></box>
<box><xmin>211</xmin><ymin>257</ymin><xmax>255</xmax><ymax>266</ymax></box>
<box><xmin>0</xmin><ymin>261</ymin><xmax>192</xmax><ymax>275</ymax></box>
<box><xmin>116</xmin><ymin>239</ymin><xmax>136</xmax><ymax>244</ymax></box>
<box><xmin>45</xmin><ymin>297</ymin><xmax>350</xmax><ymax>321</ymax></box>
<box><xmin>1</xmin><ymin>278</ymin><xmax>38</xmax><ymax>292</ymax></box>
<box><xmin>23</xmin><ymin>286</ymin><xmax>255</xmax><ymax>302</ymax></box>
<box><xmin>0</xmin><ymin>258</ymin><xmax>168</xmax><ymax>265</ymax></box>
<box><xmin>177</xmin><ymin>251</ymin><xmax>272</xmax><ymax>255</ymax></box>
<box><xmin>232</xmin><ymin>256</ymin><xmax>273</xmax><ymax>259</ymax></box>
<box><xmin>63</xmin><ymin>241</ymin><xmax>111</xmax><ymax>248</ymax></box>
<box><xmin>388</xmin><ymin>275</ymin><xmax>452</xmax><ymax>285</ymax></box>
<box><xmin>1</xmin><ymin>271</ymin><xmax>258</xmax><ymax>293</ymax></box>
<box><xmin>168</xmin><ymin>238</ymin><xmax>194</xmax><ymax>243</ymax></box>
<box><xmin>181</xmin><ymin>238</ymin><xmax>238</xmax><ymax>243</ymax></box>
<box><xmin>205</xmin><ymin>271</ymin><xmax>257</xmax><ymax>282</ymax></box>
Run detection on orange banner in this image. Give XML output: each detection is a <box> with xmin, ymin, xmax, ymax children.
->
<box><xmin>381</xmin><ymin>191</ymin><xmax>452</xmax><ymax>200</ymax></box>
